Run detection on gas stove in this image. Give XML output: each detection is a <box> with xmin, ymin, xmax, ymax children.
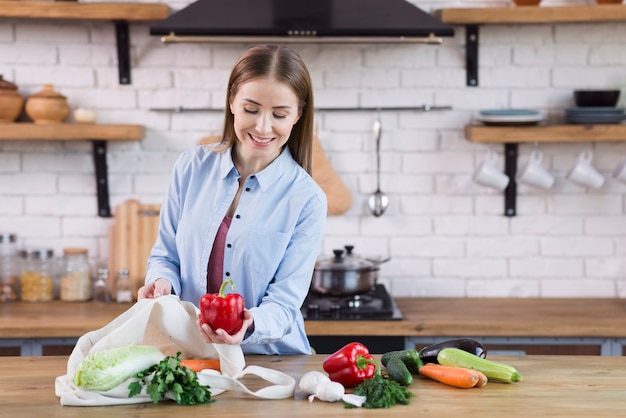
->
<box><xmin>302</xmin><ymin>284</ymin><xmax>403</xmax><ymax>320</ymax></box>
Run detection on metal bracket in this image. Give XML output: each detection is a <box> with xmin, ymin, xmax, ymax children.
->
<box><xmin>114</xmin><ymin>20</ymin><xmax>131</xmax><ymax>85</ymax></box>
<box><xmin>504</xmin><ymin>143</ymin><xmax>518</xmax><ymax>217</ymax></box>
<box><xmin>466</xmin><ymin>25</ymin><xmax>479</xmax><ymax>87</ymax></box>
<box><xmin>92</xmin><ymin>140</ymin><xmax>112</xmax><ymax>218</ymax></box>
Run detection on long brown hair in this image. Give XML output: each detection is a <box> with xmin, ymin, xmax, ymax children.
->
<box><xmin>215</xmin><ymin>44</ymin><xmax>314</xmax><ymax>174</ymax></box>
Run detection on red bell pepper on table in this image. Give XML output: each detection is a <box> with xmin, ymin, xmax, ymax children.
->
<box><xmin>199</xmin><ymin>279</ymin><xmax>245</xmax><ymax>335</ymax></box>
<box><xmin>322</xmin><ymin>342</ymin><xmax>377</xmax><ymax>387</ymax></box>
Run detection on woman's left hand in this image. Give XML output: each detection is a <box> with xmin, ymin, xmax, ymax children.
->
<box><xmin>197</xmin><ymin>309</ymin><xmax>254</xmax><ymax>345</ymax></box>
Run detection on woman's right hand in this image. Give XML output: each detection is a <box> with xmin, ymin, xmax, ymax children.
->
<box><xmin>137</xmin><ymin>278</ymin><xmax>172</xmax><ymax>300</ymax></box>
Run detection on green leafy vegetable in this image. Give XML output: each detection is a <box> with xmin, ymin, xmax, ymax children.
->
<box><xmin>128</xmin><ymin>351</ymin><xmax>214</xmax><ymax>405</ymax></box>
<box><xmin>73</xmin><ymin>345</ymin><xmax>164</xmax><ymax>392</ymax></box>
<box><xmin>347</xmin><ymin>361</ymin><xmax>412</xmax><ymax>409</ymax></box>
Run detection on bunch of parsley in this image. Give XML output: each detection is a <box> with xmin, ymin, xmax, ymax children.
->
<box><xmin>128</xmin><ymin>351</ymin><xmax>214</xmax><ymax>405</ymax></box>
<box><xmin>347</xmin><ymin>362</ymin><xmax>412</xmax><ymax>409</ymax></box>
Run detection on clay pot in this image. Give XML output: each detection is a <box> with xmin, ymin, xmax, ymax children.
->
<box><xmin>25</xmin><ymin>84</ymin><xmax>70</xmax><ymax>124</ymax></box>
<box><xmin>0</xmin><ymin>75</ymin><xmax>25</xmax><ymax>123</ymax></box>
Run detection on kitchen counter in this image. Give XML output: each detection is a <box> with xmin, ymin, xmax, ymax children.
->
<box><xmin>2</xmin><ymin>298</ymin><xmax>626</xmax><ymax>355</ymax></box>
<box><xmin>4</xmin><ymin>354</ymin><xmax>626</xmax><ymax>416</ymax></box>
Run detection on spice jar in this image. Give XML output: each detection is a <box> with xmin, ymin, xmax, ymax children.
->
<box><xmin>0</xmin><ymin>233</ymin><xmax>19</xmax><ymax>302</ymax></box>
<box><xmin>115</xmin><ymin>268</ymin><xmax>133</xmax><ymax>303</ymax></box>
<box><xmin>93</xmin><ymin>267</ymin><xmax>111</xmax><ymax>303</ymax></box>
<box><xmin>60</xmin><ymin>247</ymin><xmax>92</xmax><ymax>302</ymax></box>
<box><xmin>20</xmin><ymin>248</ymin><xmax>57</xmax><ymax>302</ymax></box>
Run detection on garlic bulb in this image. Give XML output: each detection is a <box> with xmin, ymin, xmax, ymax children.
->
<box><xmin>298</xmin><ymin>371</ymin><xmax>366</xmax><ymax>407</ymax></box>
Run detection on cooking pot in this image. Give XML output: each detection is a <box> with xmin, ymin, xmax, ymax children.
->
<box><xmin>311</xmin><ymin>245</ymin><xmax>389</xmax><ymax>296</ymax></box>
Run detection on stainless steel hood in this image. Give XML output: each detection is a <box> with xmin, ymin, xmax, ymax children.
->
<box><xmin>150</xmin><ymin>0</ymin><xmax>455</xmax><ymax>44</ymax></box>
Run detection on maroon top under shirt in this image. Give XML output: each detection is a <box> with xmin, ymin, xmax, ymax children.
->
<box><xmin>206</xmin><ymin>216</ymin><xmax>232</xmax><ymax>293</ymax></box>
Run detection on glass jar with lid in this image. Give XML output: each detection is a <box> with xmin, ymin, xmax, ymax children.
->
<box><xmin>60</xmin><ymin>247</ymin><xmax>92</xmax><ymax>302</ymax></box>
<box><xmin>0</xmin><ymin>233</ymin><xmax>19</xmax><ymax>302</ymax></box>
<box><xmin>20</xmin><ymin>248</ymin><xmax>57</xmax><ymax>302</ymax></box>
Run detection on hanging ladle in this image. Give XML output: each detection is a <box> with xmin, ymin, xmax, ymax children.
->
<box><xmin>368</xmin><ymin>117</ymin><xmax>389</xmax><ymax>217</ymax></box>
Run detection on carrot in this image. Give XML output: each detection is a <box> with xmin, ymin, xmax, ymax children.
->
<box><xmin>474</xmin><ymin>370</ymin><xmax>488</xmax><ymax>388</ymax></box>
<box><xmin>180</xmin><ymin>359</ymin><xmax>221</xmax><ymax>372</ymax></box>
<box><xmin>418</xmin><ymin>363</ymin><xmax>484</xmax><ymax>389</ymax></box>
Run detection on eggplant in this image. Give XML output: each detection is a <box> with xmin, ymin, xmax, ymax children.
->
<box><xmin>418</xmin><ymin>338</ymin><xmax>487</xmax><ymax>364</ymax></box>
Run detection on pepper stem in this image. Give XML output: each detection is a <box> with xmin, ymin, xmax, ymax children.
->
<box><xmin>218</xmin><ymin>279</ymin><xmax>235</xmax><ymax>297</ymax></box>
<box><xmin>356</xmin><ymin>356</ymin><xmax>381</xmax><ymax>376</ymax></box>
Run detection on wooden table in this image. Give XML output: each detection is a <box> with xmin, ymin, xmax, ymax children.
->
<box><xmin>2</xmin><ymin>298</ymin><xmax>626</xmax><ymax>355</ymax></box>
<box><xmin>3</xmin><ymin>354</ymin><xmax>626</xmax><ymax>417</ymax></box>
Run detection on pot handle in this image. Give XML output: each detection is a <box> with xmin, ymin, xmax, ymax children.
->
<box><xmin>365</xmin><ymin>256</ymin><xmax>390</xmax><ymax>265</ymax></box>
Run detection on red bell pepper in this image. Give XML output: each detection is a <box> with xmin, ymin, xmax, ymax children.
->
<box><xmin>199</xmin><ymin>279</ymin><xmax>245</xmax><ymax>335</ymax></box>
<box><xmin>322</xmin><ymin>342</ymin><xmax>377</xmax><ymax>387</ymax></box>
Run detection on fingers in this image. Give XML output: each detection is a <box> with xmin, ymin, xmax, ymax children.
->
<box><xmin>153</xmin><ymin>278</ymin><xmax>172</xmax><ymax>297</ymax></box>
<box><xmin>136</xmin><ymin>279</ymin><xmax>172</xmax><ymax>300</ymax></box>
<box><xmin>196</xmin><ymin>310</ymin><xmax>254</xmax><ymax>345</ymax></box>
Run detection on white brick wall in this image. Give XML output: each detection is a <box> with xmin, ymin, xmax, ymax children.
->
<box><xmin>1</xmin><ymin>0</ymin><xmax>625</xmax><ymax>298</ymax></box>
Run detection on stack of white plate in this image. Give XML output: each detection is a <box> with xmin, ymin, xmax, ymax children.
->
<box><xmin>476</xmin><ymin>109</ymin><xmax>543</xmax><ymax>126</ymax></box>
<box><xmin>565</xmin><ymin>107</ymin><xmax>625</xmax><ymax>124</ymax></box>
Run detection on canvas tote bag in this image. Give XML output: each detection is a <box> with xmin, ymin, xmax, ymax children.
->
<box><xmin>55</xmin><ymin>295</ymin><xmax>296</xmax><ymax>406</ymax></box>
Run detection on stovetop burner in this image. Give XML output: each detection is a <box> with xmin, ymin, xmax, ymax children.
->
<box><xmin>302</xmin><ymin>284</ymin><xmax>403</xmax><ymax>320</ymax></box>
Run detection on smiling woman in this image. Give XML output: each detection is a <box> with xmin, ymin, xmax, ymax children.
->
<box><xmin>138</xmin><ymin>45</ymin><xmax>328</xmax><ymax>356</ymax></box>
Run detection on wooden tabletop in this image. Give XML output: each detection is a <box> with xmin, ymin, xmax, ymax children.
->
<box><xmin>3</xmin><ymin>354</ymin><xmax>626</xmax><ymax>417</ymax></box>
<box><xmin>2</xmin><ymin>297</ymin><xmax>626</xmax><ymax>339</ymax></box>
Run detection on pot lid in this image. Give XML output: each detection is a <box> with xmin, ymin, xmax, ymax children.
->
<box><xmin>30</xmin><ymin>84</ymin><xmax>67</xmax><ymax>99</ymax></box>
<box><xmin>0</xmin><ymin>75</ymin><xmax>18</xmax><ymax>91</ymax></box>
<box><xmin>315</xmin><ymin>246</ymin><xmax>377</xmax><ymax>271</ymax></box>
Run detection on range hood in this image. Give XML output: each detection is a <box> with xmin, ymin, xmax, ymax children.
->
<box><xmin>150</xmin><ymin>0</ymin><xmax>455</xmax><ymax>44</ymax></box>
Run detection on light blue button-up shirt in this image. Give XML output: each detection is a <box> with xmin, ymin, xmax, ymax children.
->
<box><xmin>146</xmin><ymin>144</ymin><xmax>327</xmax><ymax>354</ymax></box>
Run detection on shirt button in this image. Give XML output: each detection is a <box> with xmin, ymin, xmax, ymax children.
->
<box><xmin>225</xmin><ymin>272</ymin><xmax>230</xmax><ymax>277</ymax></box>
<box><xmin>250</xmin><ymin>175</ymin><xmax>255</xmax><ymax>179</ymax></box>
<box><xmin>245</xmin><ymin>187</ymin><xmax>251</xmax><ymax>192</ymax></box>
<box><xmin>226</xmin><ymin>243</ymin><xmax>232</xmax><ymax>248</ymax></box>
<box><xmin>235</xmin><ymin>214</ymin><xmax>241</xmax><ymax>219</ymax></box>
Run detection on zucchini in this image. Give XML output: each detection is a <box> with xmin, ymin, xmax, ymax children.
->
<box><xmin>385</xmin><ymin>356</ymin><xmax>413</xmax><ymax>386</ymax></box>
<box><xmin>437</xmin><ymin>347</ymin><xmax>522</xmax><ymax>383</ymax></box>
<box><xmin>419</xmin><ymin>338</ymin><xmax>487</xmax><ymax>364</ymax></box>
<box><xmin>381</xmin><ymin>349</ymin><xmax>423</xmax><ymax>374</ymax></box>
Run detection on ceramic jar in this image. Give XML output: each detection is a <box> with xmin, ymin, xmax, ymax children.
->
<box><xmin>0</xmin><ymin>75</ymin><xmax>24</xmax><ymax>123</ymax></box>
<box><xmin>25</xmin><ymin>84</ymin><xmax>70</xmax><ymax>124</ymax></box>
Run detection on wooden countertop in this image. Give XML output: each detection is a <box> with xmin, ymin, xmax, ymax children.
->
<box><xmin>3</xmin><ymin>354</ymin><xmax>626</xmax><ymax>416</ymax></box>
<box><xmin>305</xmin><ymin>297</ymin><xmax>626</xmax><ymax>337</ymax></box>
<box><xmin>2</xmin><ymin>297</ymin><xmax>626</xmax><ymax>339</ymax></box>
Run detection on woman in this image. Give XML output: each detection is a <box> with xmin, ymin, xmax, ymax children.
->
<box><xmin>137</xmin><ymin>45</ymin><xmax>327</xmax><ymax>355</ymax></box>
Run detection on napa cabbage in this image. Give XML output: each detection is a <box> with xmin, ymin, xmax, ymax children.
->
<box><xmin>72</xmin><ymin>345</ymin><xmax>165</xmax><ymax>391</ymax></box>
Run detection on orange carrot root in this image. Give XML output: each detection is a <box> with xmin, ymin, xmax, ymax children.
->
<box><xmin>474</xmin><ymin>370</ymin><xmax>488</xmax><ymax>387</ymax></box>
<box><xmin>418</xmin><ymin>363</ymin><xmax>482</xmax><ymax>389</ymax></box>
<box><xmin>181</xmin><ymin>359</ymin><xmax>221</xmax><ymax>372</ymax></box>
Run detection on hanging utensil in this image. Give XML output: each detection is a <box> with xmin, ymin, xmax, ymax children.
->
<box><xmin>368</xmin><ymin>117</ymin><xmax>388</xmax><ymax>217</ymax></box>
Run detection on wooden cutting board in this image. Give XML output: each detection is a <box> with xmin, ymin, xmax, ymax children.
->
<box><xmin>198</xmin><ymin>135</ymin><xmax>352</xmax><ymax>215</ymax></box>
<box><xmin>108</xmin><ymin>199</ymin><xmax>160</xmax><ymax>299</ymax></box>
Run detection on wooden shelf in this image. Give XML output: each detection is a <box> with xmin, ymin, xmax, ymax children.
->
<box><xmin>0</xmin><ymin>1</ymin><xmax>169</xmax><ymax>21</ymax></box>
<box><xmin>436</xmin><ymin>4</ymin><xmax>626</xmax><ymax>25</ymax></box>
<box><xmin>435</xmin><ymin>5</ymin><xmax>626</xmax><ymax>87</ymax></box>
<box><xmin>0</xmin><ymin>1</ymin><xmax>170</xmax><ymax>84</ymax></box>
<box><xmin>466</xmin><ymin>124</ymin><xmax>626</xmax><ymax>144</ymax></box>
<box><xmin>0</xmin><ymin>122</ymin><xmax>144</xmax><ymax>218</ymax></box>
<box><xmin>0</xmin><ymin>123</ymin><xmax>144</xmax><ymax>141</ymax></box>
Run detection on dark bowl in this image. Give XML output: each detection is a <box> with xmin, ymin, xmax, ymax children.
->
<box><xmin>574</xmin><ymin>90</ymin><xmax>620</xmax><ymax>107</ymax></box>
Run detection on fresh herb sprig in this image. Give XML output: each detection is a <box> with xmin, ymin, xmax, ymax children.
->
<box><xmin>347</xmin><ymin>361</ymin><xmax>412</xmax><ymax>409</ymax></box>
<box><xmin>128</xmin><ymin>351</ymin><xmax>214</xmax><ymax>405</ymax></box>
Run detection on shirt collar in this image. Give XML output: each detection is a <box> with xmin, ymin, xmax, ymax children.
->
<box><xmin>219</xmin><ymin>146</ymin><xmax>294</xmax><ymax>191</ymax></box>
<box><xmin>255</xmin><ymin>146</ymin><xmax>293</xmax><ymax>191</ymax></box>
